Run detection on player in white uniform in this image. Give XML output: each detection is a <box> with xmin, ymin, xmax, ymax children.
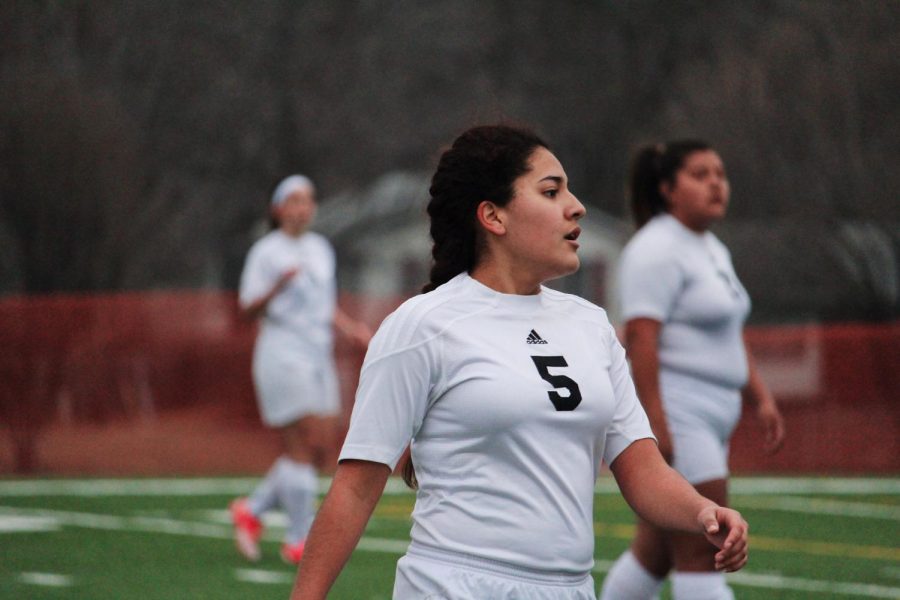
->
<box><xmin>600</xmin><ymin>141</ymin><xmax>785</xmax><ymax>600</ymax></box>
<box><xmin>230</xmin><ymin>175</ymin><xmax>371</xmax><ymax>565</ymax></box>
<box><xmin>289</xmin><ymin>126</ymin><xmax>750</xmax><ymax>600</ymax></box>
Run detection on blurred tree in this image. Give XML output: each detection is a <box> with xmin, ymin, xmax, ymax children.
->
<box><xmin>0</xmin><ymin>67</ymin><xmax>146</xmax><ymax>471</ymax></box>
<box><xmin>0</xmin><ymin>0</ymin><xmax>896</xmax><ymax>319</ymax></box>
<box><xmin>0</xmin><ymin>71</ymin><xmax>142</xmax><ymax>292</ymax></box>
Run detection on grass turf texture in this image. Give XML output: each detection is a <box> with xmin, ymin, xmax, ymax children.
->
<box><xmin>1</xmin><ymin>477</ymin><xmax>898</xmax><ymax>599</ymax></box>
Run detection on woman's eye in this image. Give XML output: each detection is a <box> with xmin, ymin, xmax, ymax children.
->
<box><xmin>544</xmin><ymin>189</ymin><xmax>558</xmax><ymax>198</ymax></box>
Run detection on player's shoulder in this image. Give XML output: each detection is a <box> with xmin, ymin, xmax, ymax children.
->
<box><xmin>620</xmin><ymin>215</ymin><xmax>686</xmax><ymax>270</ymax></box>
<box><xmin>302</xmin><ymin>231</ymin><xmax>335</xmax><ymax>258</ymax></box>
<box><xmin>304</xmin><ymin>230</ymin><xmax>332</xmax><ymax>248</ymax></box>
<box><xmin>705</xmin><ymin>230</ymin><xmax>731</xmax><ymax>256</ymax></box>
<box><xmin>246</xmin><ymin>230</ymin><xmax>283</xmax><ymax>258</ymax></box>
<box><xmin>541</xmin><ymin>287</ymin><xmax>614</xmax><ymax>328</ymax></box>
<box><xmin>375</xmin><ymin>275</ymin><xmax>492</xmax><ymax>348</ymax></box>
<box><xmin>624</xmin><ymin>215</ymin><xmax>682</xmax><ymax>251</ymax></box>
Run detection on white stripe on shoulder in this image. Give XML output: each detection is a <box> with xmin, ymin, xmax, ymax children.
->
<box><xmin>366</xmin><ymin>277</ymin><xmax>494</xmax><ymax>362</ymax></box>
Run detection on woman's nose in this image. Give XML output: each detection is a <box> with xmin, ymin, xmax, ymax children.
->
<box><xmin>570</xmin><ymin>195</ymin><xmax>586</xmax><ymax>220</ymax></box>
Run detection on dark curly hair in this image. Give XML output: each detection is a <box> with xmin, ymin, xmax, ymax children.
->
<box><xmin>422</xmin><ymin>125</ymin><xmax>549</xmax><ymax>293</ymax></box>
<box><xmin>401</xmin><ymin>124</ymin><xmax>548</xmax><ymax>489</ymax></box>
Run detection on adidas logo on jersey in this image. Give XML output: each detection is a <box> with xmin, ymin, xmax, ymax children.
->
<box><xmin>526</xmin><ymin>329</ymin><xmax>548</xmax><ymax>344</ymax></box>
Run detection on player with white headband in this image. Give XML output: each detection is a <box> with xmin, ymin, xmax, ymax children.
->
<box><xmin>230</xmin><ymin>174</ymin><xmax>371</xmax><ymax>565</ymax></box>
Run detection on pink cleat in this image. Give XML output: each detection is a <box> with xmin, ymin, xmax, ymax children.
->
<box><xmin>280</xmin><ymin>540</ymin><xmax>306</xmax><ymax>565</ymax></box>
<box><xmin>230</xmin><ymin>498</ymin><xmax>263</xmax><ymax>561</ymax></box>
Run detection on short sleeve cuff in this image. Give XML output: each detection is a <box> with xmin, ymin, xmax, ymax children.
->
<box><xmin>603</xmin><ymin>433</ymin><xmax>657</xmax><ymax>468</ymax></box>
<box><xmin>620</xmin><ymin>304</ymin><xmax>667</xmax><ymax>322</ymax></box>
<box><xmin>339</xmin><ymin>444</ymin><xmax>403</xmax><ymax>470</ymax></box>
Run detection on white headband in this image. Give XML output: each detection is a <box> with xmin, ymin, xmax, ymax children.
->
<box><xmin>271</xmin><ymin>175</ymin><xmax>315</xmax><ymax>206</ymax></box>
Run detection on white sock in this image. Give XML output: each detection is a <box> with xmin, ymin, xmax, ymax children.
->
<box><xmin>671</xmin><ymin>571</ymin><xmax>734</xmax><ymax>600</ymax></box>
<box><xmin>599</xmin><ymin>550</ymin><xmax>664</xmax><ymax>600</ymax></box>
<box><xmin>278</xmin><ymin>459</ymin><xmax>318</xmax><ymax>545</ymax></box>
<box><xmin>247</xmin><ymin>456</ymin><xmax>292</xmax><ymax>515</ymax></box>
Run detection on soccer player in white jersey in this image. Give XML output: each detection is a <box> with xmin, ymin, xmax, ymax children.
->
<box><xmin>230</xmin><ymin>175</ymin><xmax>371</xmax><ymax>565</ymax></box>
<box><xmin>290</xmin><ymin>126</ymin><xmax>750</xmax><ymax>600</ymax></box>
<box><xmin>600</xmin><ymin>141</ymin><xmax>785</xmax><ymax>600</ymax></box>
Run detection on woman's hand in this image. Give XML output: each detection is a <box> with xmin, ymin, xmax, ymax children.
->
<box><xmin>742</xmin><ymin>338</ymin><xmax>785</xmax><ymax>454</ymax></box>
<box><xmin>275</xmin><ymin>267</ymin><xmax>300</xmax><ymax>291</ymax></box>
<box><xmin>756</xmin><ymin>397</ymin><xmax>785</xmax><ymax>453</ymax></box>
<box><xmin>239</xmin><ymin>267</ymin><xmax>300</xmax><ymax>320</ymax></box>
<box><xmin>697</xmin><ymin>505</ymin><xmax>749</xmax><ymax>572</ymax></box>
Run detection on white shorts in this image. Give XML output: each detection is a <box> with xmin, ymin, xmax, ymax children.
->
<box><xmin>660</xmin><ymin>370</ymin><xmax>742</xmax><ymax>485</ymax></box>
<box><xmin>393</xmin><ymin>543</ymin><xmax>596</xmax><ymax>600</ymax></box>
<box><xmin>669</xmin><ymin>423</ymin><xmax>731</xmax><ymax>485</ymax></box>
<box><xmin>251</xmin><ymin>345</ymin><xmax>340</xmax><ymax>427</ymax></box>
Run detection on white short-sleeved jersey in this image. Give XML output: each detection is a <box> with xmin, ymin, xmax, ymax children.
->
<box><xmin>239</xmin><ymin>230</ymin><xmax>339</xmax><ymax>425</ymax></box>
<box><xmin>618</xmin><ymin>213</ymin><xmax>751</xmax><ymax>390</ymax></box>
<box><xmin>340</xmin><ymin>273</ymin><xmax>654</xmax><ymax>574</ymax></box>
<box><xmin>239</xmin><ymin>230</ymin><xmax>337</xmax><ymax>362</ymax></box>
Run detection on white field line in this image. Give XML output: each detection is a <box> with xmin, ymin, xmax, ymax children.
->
<box><xmin>2</xmin><ymin>506</ymin><xmax>898</xmax><ymax>598</ymax></box>
<box><xmin>736</xmin><ymin>495</ymin><xmax>900</xmax><ymax>520</ymax></box>
<box><xmin>728</xmin><ymin>478</ymin><xmax>900</xmax><ymax>496</ymax></box>
<box><xmin>234</xmin><ymin>568</ymin><xmax>294</xmax><ymax>585</ymax></box>
<box><xmin>200</xmin><ymin>508</ymin><xmax>288</xmax><ymax>528</ymax></box>
<box><xmin>0</xmin><ymin>476</ymin><xmax>898</xmax><ymax>497</ymax></box>
<box><xmin>18</xmin><ymin>572</ymin><xmax>74</xmax><ymax>587</ymax></box>
<box><xmin>0</xmin><ymin>514</ymin><xmax>60</xmax><ymax>532</ymax></box>
<box><xmin>355</xmin><ymin>536</ymin><xmax>410</xmax><ymax>554</ymax></box>
<box><xmin>602</xmin><ymin>563</ymin><xmax>900</xmax><ymax>600</ymax></box>
<box><xmin>0</xmin><ymin>478</ymin><xmax>260</xmax><ymax>497</ymax></box>
<box><xmin>725</xmin><ymin>571</ymin><xmax>900</xmax><ymax>599</ymax></box>
<box><xmin>0</xmin><ymin>505</ymin><xmax>233</xmax><ymax>539</ymax></box>
<box><xmin>592</xmin><ymin>562</ymin><xmax>900</xmax><ymax>598</ymax></box>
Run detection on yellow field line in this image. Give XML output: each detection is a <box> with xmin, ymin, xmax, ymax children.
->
<box><xmin>595</xmin><ymin>523</ymin><xmax>900</xmax><ymax>562</ymax></box>
<box><xmin>373</xmin><ymin>503</ymin><xmax>899</xmax><ymax>562</ymax></box>
<box><xmin>750</xmin><ymin>535</ymin><xmax>900</xmax><ymax>562</ymax></box>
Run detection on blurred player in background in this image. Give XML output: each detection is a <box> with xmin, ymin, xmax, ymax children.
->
<box><xmin>600</xmin><ymin>141</ymin><xmax>785</xmax><ymax>600</ymax></box>
<box><xmin>290</xmin><ymin>125</ymin><xmax>749</xmax><ymax>600</ymax></box>
<box><xmin>230</xmin><ymin>174</ymin><xmax>371</xmax><ymax>565</ymax></box>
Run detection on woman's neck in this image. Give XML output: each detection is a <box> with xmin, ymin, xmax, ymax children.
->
<box><xmin>667</xmin><ymin>211</ymin><xmax>710</xmax><ymax>234</ymax></box>
<box><xmin>470</xmin><ymin>261</ymin><xmax>542</xmax><ymax>295</ymax></box>
<box><xmin>279</xmin><ymin>224</ymin><xmax>308</xmax><ymax>238</ymax></box>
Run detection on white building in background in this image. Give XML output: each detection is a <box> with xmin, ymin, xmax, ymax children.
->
<box><xmin>315</xmin><ymin>171</ymin><xmax>632</xmax><ymax>323</ymax></box>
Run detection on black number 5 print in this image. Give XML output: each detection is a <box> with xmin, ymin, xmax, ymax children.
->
<box><xmin>531</xmin><ymin>355</ymin><xmax>582</xmax><ymax>411</ymax></box>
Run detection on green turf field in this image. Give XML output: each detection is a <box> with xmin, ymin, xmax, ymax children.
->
<box><xmin>1</xmin><ymin>476</ymin><xmax>897</xmax><ymax>599</ymax></box>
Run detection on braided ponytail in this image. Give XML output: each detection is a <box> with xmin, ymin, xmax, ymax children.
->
<box><xmin>401</xmin><ymin>124</ymin><xmax>548</xmax><ymax>489</ymax></box>
<box><xmin>421</xmin><ymin>125</ymin><xmax>548</xmax><ymax>294</ymax></box>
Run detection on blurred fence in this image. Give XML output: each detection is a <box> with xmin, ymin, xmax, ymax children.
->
<box><xmin>0</xmin><ymin>292</ymin><xmax>897</xmax><ymax>475</ymax></box>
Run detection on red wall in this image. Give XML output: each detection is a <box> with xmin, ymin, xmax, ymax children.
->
<box><xmin>731</xmin><ymin>322</ymin><xmax>899</xmax><ymax>473</ymax></box>
<box><xmin>0</xmin><ymin>292</ymin><xmax>897</xmax><ymax>475</ymax></box>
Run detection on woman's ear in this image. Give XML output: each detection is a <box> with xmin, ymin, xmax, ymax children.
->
<box><xmin>476</xmin><ymin>200</ymin><xmax>506</xmax><ymax>236</ymax></box>
<box><xmin>659</xmin><ymin>180</ymin><xmax>672</xmax><ymax>206</ymax></box>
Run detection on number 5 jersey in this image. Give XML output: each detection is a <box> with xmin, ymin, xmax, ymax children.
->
<box><xmin>339</xmin><ymin>273</ymin><xmax>654</xmax><ymax>574</ymax></box>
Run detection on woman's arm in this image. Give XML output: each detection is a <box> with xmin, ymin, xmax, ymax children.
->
<box><xmin>333</xmin><ymin>307</ymin><xmax>373</xmax><ymax>350</ymax></box>
<box><xmin>290</xmin><ymin>459</ymin><xmax>391</xmax><ymax>600</ymax></box>
<box><xmin>610</xmin><ymin>439</ymin><xmax>749</xmax><ymax>572</ymax></box>
<box><xmin>741</xmin><ymin>338</ymin><xmax>786</xmax><ymax>453</ymax></box>
<box><xmin>240</xmin><ymin>267</ymin><xmax>299</xmax><ymax>320</ymax></box>
<box><xmin>624</xmin><ymin>318</ymin><xmax>672</xmax><ymax>462</ymax></box>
